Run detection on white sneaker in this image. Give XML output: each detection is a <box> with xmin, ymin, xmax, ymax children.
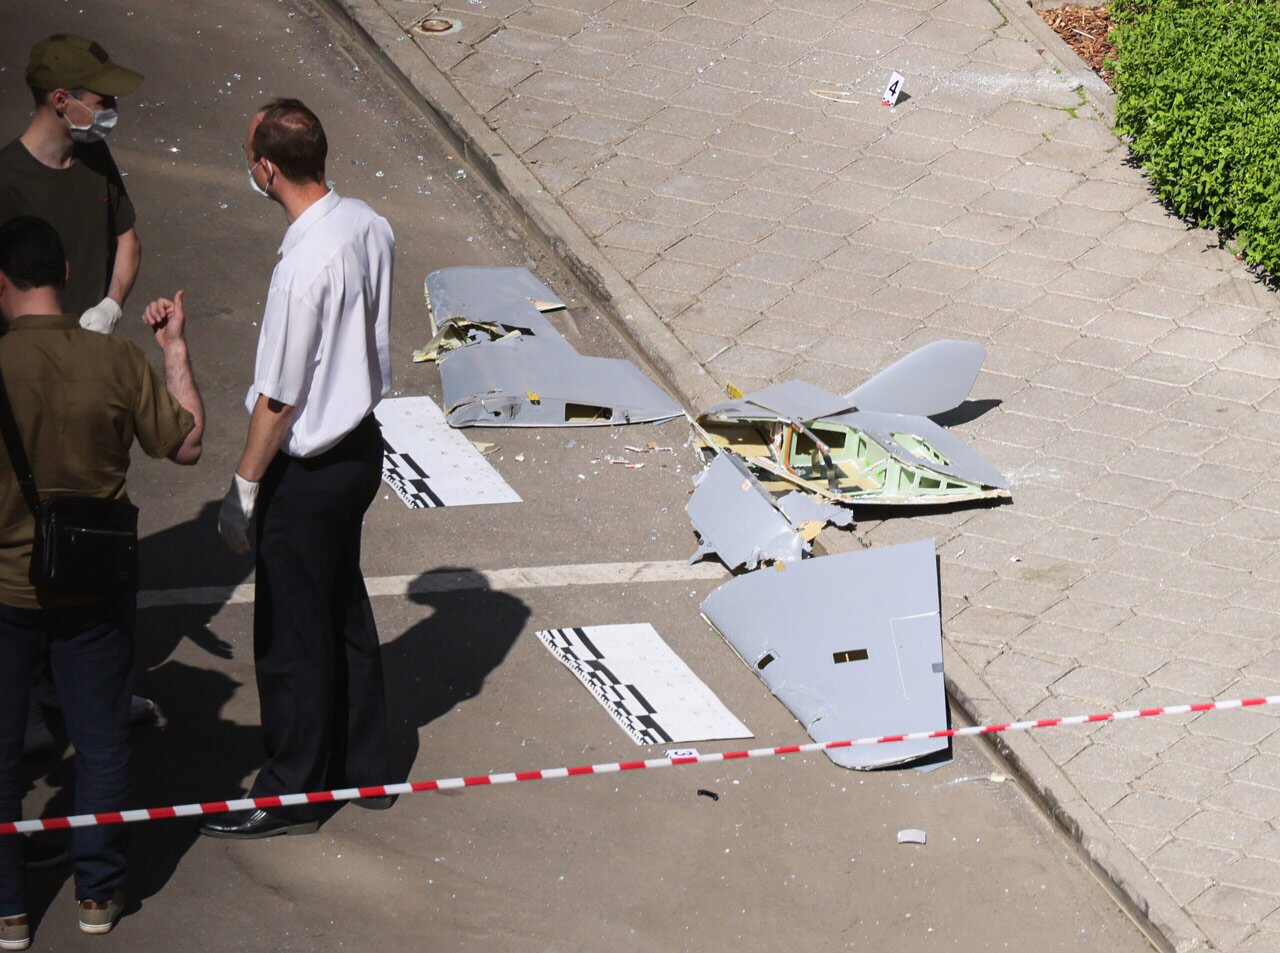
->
<box><xmin>23</xmin><ymin>696</ymin><xmax>52</xmax><ymax>757</ymax></box>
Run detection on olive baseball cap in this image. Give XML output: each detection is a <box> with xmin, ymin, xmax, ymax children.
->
<box><xmin>25</xmin><ymin>34</ymin><xmax>143</xmax><ymax>96</ymax></box>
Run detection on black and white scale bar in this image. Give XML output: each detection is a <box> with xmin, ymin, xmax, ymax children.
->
<box><xmin>376</xmin><ymin>396</ymin><xmax>521</xmax><ymax>509</ymax></box>
<box><xmin>537</xmin><ymin>624</ymin><xmax>751</xmax><ymax>746</ymax></box>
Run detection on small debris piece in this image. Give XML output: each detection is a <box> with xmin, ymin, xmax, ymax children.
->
<box><xmin>697</xmin><ymin>789</ymin><xmax>720</xmax><ymax>801</ymax></box>
<box><xmin>897</xmin><ymin>829</ymin><xmax>927</xmax><ymax>845</ymax></box>
<box><xmin>939</xmin><ymin>773</ymin><xmax>1008</xmax><ymax>788</ymax></box>
<box><xmin>514</xmin><ymin>453</ymin><xmax>525</xmax><ymax>462</ymax></box>
<box><xmin>810</xmin><ymin>88</ymin><xmax>858</xmax><ymax>104</ymax></box>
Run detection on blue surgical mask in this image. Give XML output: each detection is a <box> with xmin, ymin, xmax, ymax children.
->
<box><xmin>65</xmin><ymin>95</ymin><xmax>118</xmax><ymax>144</ymax></box>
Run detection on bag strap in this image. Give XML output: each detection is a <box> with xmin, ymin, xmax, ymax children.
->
<box><xmin>0</xmin><ymin>358</ymin><xmax>40</xmax><ymax>515</ymax></box>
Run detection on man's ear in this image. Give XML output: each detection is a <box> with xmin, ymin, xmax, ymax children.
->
<box><xmin>63</xmin><ymin>261</ymin><xmax>70</xmax><ymax>288</ymax></box>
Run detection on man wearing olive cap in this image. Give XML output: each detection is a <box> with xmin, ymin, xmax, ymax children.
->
<box><xmin>0</xmin><ymin>34</ymin><xmax>143</xmax><ymax>333</ymax></box>
<box><xmin>0</xmin><ymin>37</ymin><xmax>156</xmax><ymax>783</ymax></box>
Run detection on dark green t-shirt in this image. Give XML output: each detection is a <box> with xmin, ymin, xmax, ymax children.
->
<box><xmin>0</xmin><ymin>138</ymin><xmax>137</xmax><ymax>316</ymax></box>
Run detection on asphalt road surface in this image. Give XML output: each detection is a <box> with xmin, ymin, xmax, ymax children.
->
<box><xmin>1</xmin><ymin>0</ymin><xmax>1154</xmax><ymax>950</ymax></box>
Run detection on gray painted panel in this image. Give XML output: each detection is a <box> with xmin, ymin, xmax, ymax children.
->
<box><xmin>700</xmin><ymin>540</ymin><xmax>948</xmax><ymax>769</ymax></box>
<box><xmin>743</xmin><ymin>380</ymin><xmax>854</xmax><ymax>421</ymax></box>
<box><xmin>702</xmin><ymin>382</ymin><xmax>849</xmax><ymax>422</ymax></box>
<box><xmin>686</xmin><ymin>454</ymin><xmax>808</xmax><ymax>570</ymax></box>
<box><xmin>776</xmin><ymin>491</ymin><xmax>855</xmax><ymax>529</ymax></box>
<box><xmin>844</xmin><ymin>340</ymin><xmax>986</xmax><ymax>416</ymax></box>
<box><xmin>425</xmin><ymin>266</ymin><xmax>566</xmax><ymax>340</ymax></box>
<box><xmin>439</xmin><ymin>335</ymin><xmax>682</xmax><ymax>427</ymax></box>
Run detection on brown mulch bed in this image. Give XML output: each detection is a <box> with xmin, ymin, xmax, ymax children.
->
<box><xmin>1038</xmin><ymin>4</ymin><xmax>1117</xmax><ymax>86</ymax></box>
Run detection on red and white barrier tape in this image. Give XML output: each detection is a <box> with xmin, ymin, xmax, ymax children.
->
<box><xmin>4</xmin><ymin>693</ymin><xmax>1278</xmax><ymax>835</ymax></box>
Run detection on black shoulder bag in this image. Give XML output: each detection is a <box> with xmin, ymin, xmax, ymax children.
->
<box><xmin>0</xmin><ymin>362</ymin><xmax>139</xmax><ymax>595</ymax></box>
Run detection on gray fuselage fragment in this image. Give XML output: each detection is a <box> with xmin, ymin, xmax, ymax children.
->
<box><xmin>441</xmin><ymin>334</ymin><xmax>683</xmax><ymax>427</ymax></box>
<box><xmin>696</xmin><ymin>340</ymin><xmax>1008</xmax><ymax>505</ymax></box>
<box><xmin>775</xmin><ymin>491</ymin><xmax>855</xmax><ymax>529</ymax></box>
<box><xmin>686</xmin><ymin>453</ymin><xmax>810</xmax><ymax>570</ymax></box>
<box><xmin>844</xmin><ymin>339</ymin><xmax>986</xmax><ymax>416</ymax></box>
<box><xmin>700</xmin><ymin>539</ymin><xmax>948</xmax><ymax>769</ymax></box>
<box><xmin>426</xmin><ymin>266</ymin><xmax>565</xmax><ymax>338</ymax></box>
<box><xmin>425</xmin><ymin>266</ymin><xmax>683</xmax><ymax>427</ymax></box>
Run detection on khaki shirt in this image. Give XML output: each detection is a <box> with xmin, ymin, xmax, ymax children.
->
<box><xmin>0</xmin><ymin>315</ymin><xmax>193</xmax><ymax>609</ymax></box>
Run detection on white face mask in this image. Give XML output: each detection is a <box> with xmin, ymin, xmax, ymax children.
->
<box><xmin>65</xmin><ymin>95</ymin><xmax>118</xmax><ymax>144</ymax></box>
<box><xmin>247</xmin><ymin>158</ymin><xmax>271</xmax><ymax>198</ymax></box>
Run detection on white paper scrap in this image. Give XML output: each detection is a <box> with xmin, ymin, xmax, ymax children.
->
<box><xmin>537</xmin><ymin>624</ymin><xmax>751</xmax><ymax>746</ymax></box>
<box><xmin>897</xmin><ymin>828</ymin><xmax>927</xmax><ymax>845</ymax></box>
<box><xmin>377</xmin><ymin>396</ymin><xmax>521</xmax><ymax>508</ymax></box>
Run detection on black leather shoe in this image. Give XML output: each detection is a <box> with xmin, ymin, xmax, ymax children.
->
<box><xmin>199</xmin><ymin>809</ymin><xmax>319</xmax><ymax>839</ymax></box>
<box><xmin>352</xmin><ymin>794</ymin><xmax>398</xmax><ymax>811</ymax></box>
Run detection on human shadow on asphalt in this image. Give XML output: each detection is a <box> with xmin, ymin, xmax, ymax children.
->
<box><xmin>136</xmin><ymin>500</ymin><xmax>256</xmax><ymax>666</ymax></box>
<box><xmin>381</xmin><ymin>570</ymin><xmax>530</xmax><ymax>784</ymax></box>
<box><xmin>929</xmin><ymin>398</ymin><xmax>1001</xmax><ymax>429</ymax></box>
<box><xmin>23</xmin><ymin>658</ymin><xmax>260</xmax><ymax>923</ymax></box>
<box><xmin>23</xmin><ymin>563</ymin><xmax>528</xmax><ymax>921</ymax></box>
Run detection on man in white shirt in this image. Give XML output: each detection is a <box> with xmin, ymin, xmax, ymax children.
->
<box><xmin>201</xmin><ymin>99</ymin><xmax>394</xmax><ymax>839</ymax></box>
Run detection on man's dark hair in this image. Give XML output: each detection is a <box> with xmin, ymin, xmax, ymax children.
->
<box><xmin>252</xmin><ymin>98</ymin><xmax>327</xmax><ymax>183</ymax></box>
<box><xmin>0</xmin><ymin>217</ymin><xmax>66</xmax><ymax>290</ymax></box>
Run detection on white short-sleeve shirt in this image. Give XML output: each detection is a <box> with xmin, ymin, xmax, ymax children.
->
<box><xmin>246</xmin><ymin>189</ymin><xmax>394</xmax><ymax>457</ymax></box>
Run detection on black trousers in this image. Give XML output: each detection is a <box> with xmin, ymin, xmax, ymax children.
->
<box><xmin>0</xmin><ymin>597</ymin><xmax>133</xmax><ymax>912</ymax></box>
<box><xmin>250</xmin><ymin>415</ymin><xmax>389</xmax><ymax>807</ymax></box>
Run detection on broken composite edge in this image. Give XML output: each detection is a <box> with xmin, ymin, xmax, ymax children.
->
<box><xmin>696</xmin><ymin>341</ymin><xmax>1009</xmax><ymax>506</ymax></box>
<box><xmin>700</xmin><ymin>539</ymin><xmax>948</xmax><ymax>770</ymax></box>
<box><xmin>685</xmin><ymin>453</ymin><xmax>854</xmax><ymax>571</ymax></box>
<box><xmin>419</xmin><ymin>266</ymin><xmax>683</xmax><ymax>428</ymax></box>
<box><xmin>416</xmin><ymin>265</ymin><xmax>567</xmax><ymax>362</ymax></box>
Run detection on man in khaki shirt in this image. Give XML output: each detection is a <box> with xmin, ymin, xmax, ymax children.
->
<box><xmin>0</xmin><ymin>216</ymin><xmax>202</xmax><ymax>947</ymax></box>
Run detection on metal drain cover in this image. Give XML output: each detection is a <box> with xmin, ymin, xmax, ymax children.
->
<box><xmin>415</xmin><ymin>16</ymin><xmax>462</xmax><ymax>35</ymax></box>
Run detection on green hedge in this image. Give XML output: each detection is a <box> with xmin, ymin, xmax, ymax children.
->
<box><xmin>1111</xmin><ymin>0</ymin><xmax>1280</xmax><ymax>275</ymax></box>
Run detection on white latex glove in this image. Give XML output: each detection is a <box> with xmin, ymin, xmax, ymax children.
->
<box><xmin>218</xmin><ymin>474</ymin><xmax>259</xmax><ymax>555</ymax></box>
<box><xmin>79</xmin><ymin>296</ymin><xmax>123</xmax><ymax>334</ymax></box>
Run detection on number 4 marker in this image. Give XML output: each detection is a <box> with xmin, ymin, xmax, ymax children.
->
<box><xmin>882</xmin><ymin>71</ymin><xmax>906</xmax><ymax>107</ymax></box>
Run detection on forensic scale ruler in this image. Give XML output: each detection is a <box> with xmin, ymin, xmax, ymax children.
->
<box><xmin>538</xmin><ymin>623</ymin><xmax>752</xmax><ymax>746</ymax></box>
<box><xmin>377</xmin><ymin>395</ymin><xmax>521</xmax><ymax>508</ymax></box>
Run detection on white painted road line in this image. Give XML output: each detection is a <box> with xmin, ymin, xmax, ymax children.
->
<box><xmin>136</xmin><ymin>559</ymin><xmax>729</xmax><ymax>608</ymax></box>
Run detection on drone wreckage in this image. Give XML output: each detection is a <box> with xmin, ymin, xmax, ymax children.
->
<box><xmin>415</xmin><ymin>266</ymin><xmax>1012</xmax><ymax>770</ymax></box>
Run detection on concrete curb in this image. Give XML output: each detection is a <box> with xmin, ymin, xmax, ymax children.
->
<box><xmin>945</xmin><ymin>644</ymin><xmax>1209</xmax><ymax>953</ymax></box>
<box><xmin>313</xmin><ymin>0</ymin><xmax>723</xmax><ymax>413</ymax></box>
<box><xmin>993</xmin><ymin>0</ymin><xmax>1116</xmax><ymax>121</ymax></box>
<box><xmin>312</xmin><ymin>1</ymin><xmax>1201</xmax><ymax>950</ymax></box>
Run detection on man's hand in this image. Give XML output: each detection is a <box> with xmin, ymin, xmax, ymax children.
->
<box><xmin>142</xmin><ymin>291</ymin><xmax>187</xmax><ymax>349</ymax></box>
<box><xmin>80</xmin><ymin>296</ymin><xmax>123</xmax><ymax>334</ymax></box>
<box><xmin>218</xmin><ymin>474</ymin><xmax>259</xmax><ymax>554</ymax></box>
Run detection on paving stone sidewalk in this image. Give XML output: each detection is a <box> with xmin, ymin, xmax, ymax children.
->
<box><xmin>328</xmin><ymin>0</ymin><xmax>1280</xmax><ymax>948</ymax></box>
